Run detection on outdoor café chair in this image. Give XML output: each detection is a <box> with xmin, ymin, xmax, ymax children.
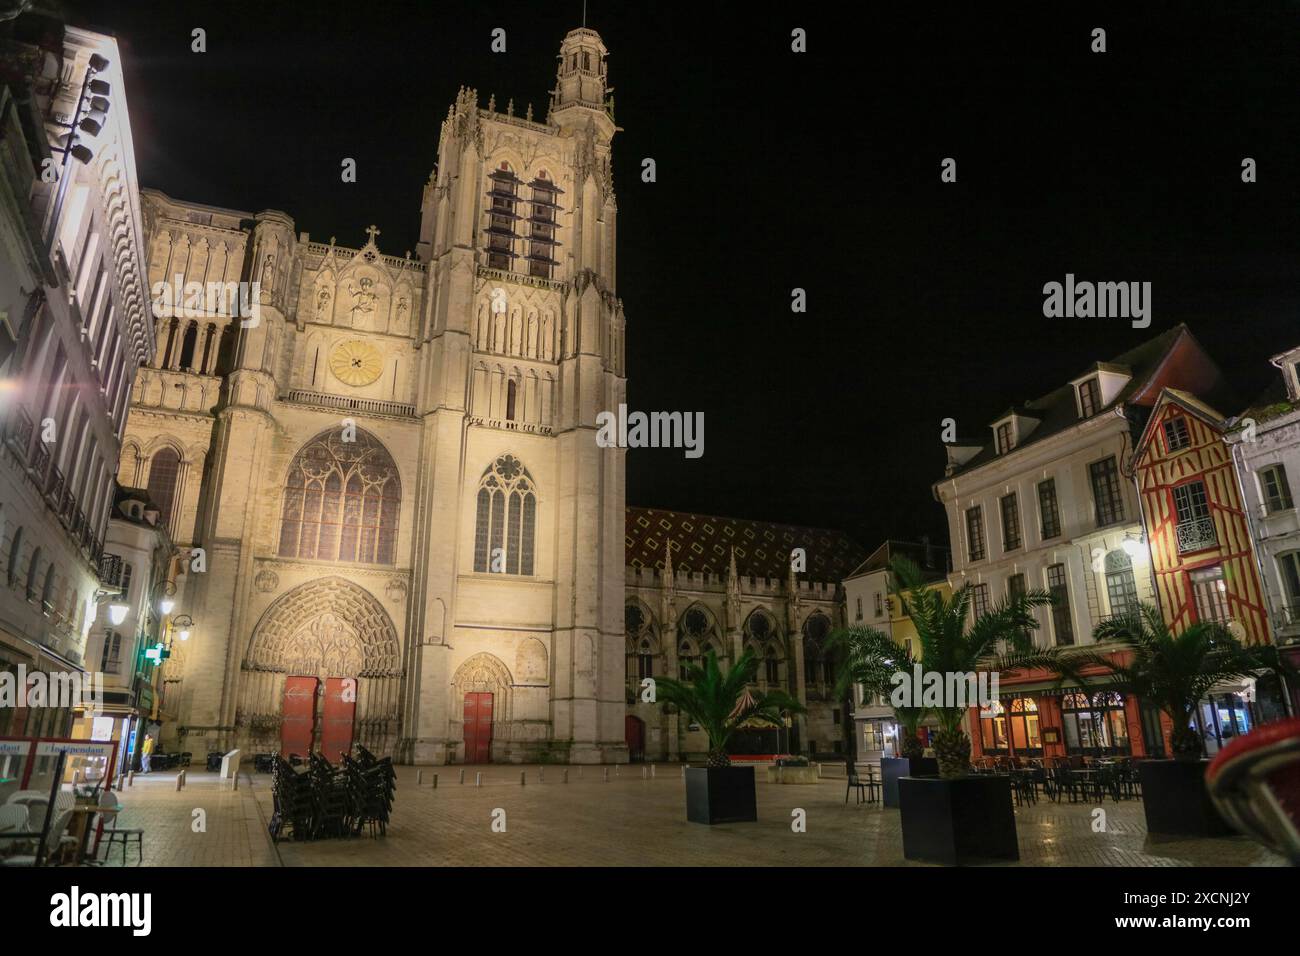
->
<box><xmin>846</xmin><ymin>771</ymin><xmax>869</xmax><ymax>805</ymax></box>
<box><xmin>98</xmin><ymin>791</ymin><xmax>144</xmax><ymax>865</ymax></box>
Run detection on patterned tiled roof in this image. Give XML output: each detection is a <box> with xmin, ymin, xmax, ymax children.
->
<box><xmin>625</xmin><ymin>507</ymin><xmax>866</xmax><ymax>583</ymax></box>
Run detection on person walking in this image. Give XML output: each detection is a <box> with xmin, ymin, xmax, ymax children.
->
<box><xmin>140</xmin><ymin>733</ymin><xmax>155</xmax><ymax>773</ymax></box>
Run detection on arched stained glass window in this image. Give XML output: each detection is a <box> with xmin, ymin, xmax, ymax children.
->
<box><xmin>278</xmin><ymin>428</ymin><xmax>401</xmax><ymax>565</ymax></box>
<box><xmin>146</xmin><ymin>448</ymin><xmax>181</xmax><ymax>530</ymax></box>
<box><xmin>473</xmin><ymin>454</ymin><xmax>537</xmax><ymax>574</ymax></box>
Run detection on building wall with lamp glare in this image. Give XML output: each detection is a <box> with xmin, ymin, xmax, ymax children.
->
<box><xmin>0</xmin><ymin>15</ymin><xmax>151</xmax><ymax>744</ymax></box>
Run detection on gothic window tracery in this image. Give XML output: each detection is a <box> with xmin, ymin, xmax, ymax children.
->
<box><xmin>277</xmin><ymin>429</ymin><xmax>401</xmax><ymax>565</ymax></box>
<box><xmin>146</xmin><ymin>447</ymin><xmax>181</xmax><ymax>531</ymax></box>
<box><xmin>473</xmin><ymin>455</ymin><xmax>537</xmax><ymax>575</ymax></box>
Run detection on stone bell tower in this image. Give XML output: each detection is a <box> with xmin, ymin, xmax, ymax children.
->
<box><xmin>402</xmin><ymin>26</ymin><xmax>627</xmax><ymax>764</ymax></box>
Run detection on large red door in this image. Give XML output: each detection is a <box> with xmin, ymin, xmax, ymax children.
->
<box><xmin>281</xmin><ymin>676</ymin><xmax>319</xmax><ymax>757</ymax></box>
<box><xmin>321</xmin><ymin>677</ymin><xmax>357</xmax><ymax>760</ymax></box>
<box><xmin>463</xmin><ymin>692</ymin><xmax>493</xmax><ymax>764</ymax></box>
<box><xmin>625</xmin><ymin>715</ymin><xmax>645</xmax><ymax>762</ymax></box>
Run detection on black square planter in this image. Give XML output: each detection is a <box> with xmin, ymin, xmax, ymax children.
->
<box><xmin>881</xmin><ymin>756</ymin><xmax>939</xmax><ymax>808</ymax></box>
<box><xmin>685</xmin><ymin>766</ymin><xmax>757</xmax><ymax>824</ymax></box>
<box><xmin>1139</xmin><ymin>759</ymin><xmax>1233</xmax><ymax>837</ymax></box>
<box><xmin>899</xmin><ymin>775</ymin><xmax>1019</xmax><ymax>864</ymax></box>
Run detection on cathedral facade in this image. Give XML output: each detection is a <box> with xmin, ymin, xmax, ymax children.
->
<box><xmin>123</xmin><ymin>28</ymin><xmax>862</xmax><ymax>766</ymax></box>
<box><xmin>127</xmin><ymin>29</ymin><xmax>627</xmax><ymax>765</ymax></box>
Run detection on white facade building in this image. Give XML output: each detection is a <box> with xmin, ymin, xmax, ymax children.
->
<box><xmin>1226</xmin><ymin>345</ymin><xmax>1300</xmax><ymax>689</ymax></box>
<box><xmin>0</xmin><ymin>19</ymin><xmax>150</xmax><ymax>741</ymax></box>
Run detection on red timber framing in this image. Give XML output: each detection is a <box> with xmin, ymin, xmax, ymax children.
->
<box><xmin>1129</xmin><ymin>389</ymin><xmax>1271</xmax><ymax>645</ymax></box>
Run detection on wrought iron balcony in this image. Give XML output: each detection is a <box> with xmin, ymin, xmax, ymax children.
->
<box><xmin>1175</xmin><ymin>516</ymin><xmax>1217</xmax><ymax>553</ymax></box>
<box><xmin>5</xmin><ymin>407</ymin><xmax>33</xmax><ymax>460</ymax></box>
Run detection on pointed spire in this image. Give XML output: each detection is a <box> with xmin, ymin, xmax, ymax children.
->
<box><xmin>728</xmin><ymin>547</ymin><xmax>738</xmax><ymax>587</ymax></box>
<box><xmin>662</xmin><ymin>538</ymin><xmax>674</xmax><ymax>588</ymax></box>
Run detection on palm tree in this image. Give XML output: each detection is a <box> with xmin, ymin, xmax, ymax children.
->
<box><xmin>828</xmin><ymin>624</ymin><xmax>928</xmax><ymax>759</ymax></box>
<box><xmin>655</xmin><ymin>647</ymin><xmax>804</xmax><ymax>767</ymax></box>
<box><xmin>886</xmin><ymin>557</ymin><xmax>1079</xmax><ymax>776</ymax></box>
<box><xmin>1084</xmin><ymin>604</ymin><xmax>1293</xmax><ymax>759</ymax></box>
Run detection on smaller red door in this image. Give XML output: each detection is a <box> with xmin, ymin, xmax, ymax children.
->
<box><xmin>463</xmin><ymin>693</ymin><xmax>494</xmax><ymax>763</ymax></box>
<box><xmin>625</xmin><ymin>715</ymin><xmax>645</xmax><ymax>762</ymax></box>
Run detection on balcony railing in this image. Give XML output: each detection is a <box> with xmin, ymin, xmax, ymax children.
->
<box><xmin>30</xmin><ymin>441</ymin><xmax>50</xmax><ymax>480</ymax></box>
<box><xmin>1175</xmin><ymin>516</ymin><xmax>1217</xmax><ymax>553</ymax></box>
<box><xmin>45</xmin><ymin>464</ymin><xmax>65</xmax><ymax>505</ymax></box>
<box><xmin>5</xmin><ymin>407</ymin><xmax>33</xmax><ymax>461</ymax></box>
<box><xmin>283</xmin><ymin>389</ymin><xmax>415</xmax><ymax>419</ymax></box>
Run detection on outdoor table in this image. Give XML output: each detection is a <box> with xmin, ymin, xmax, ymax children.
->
<box><xmin>68</xmin><ymin>804</ymin><xmax>118</xmax><ymax>865</ymax></box>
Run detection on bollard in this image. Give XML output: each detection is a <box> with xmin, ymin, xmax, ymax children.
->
<box><xmin>642</xmin><ymin>766</ymin><xmax>647</xmax><ymax>779</ymax></box>
<box><xmin>433</xmin><ymin>774</ymin><xmax>438</xmax><ymax>789</ymax></box>
<box><xmin>521</xmin><ymin>770</ymin><xmax>526</xmax><ymax>786</ymax></box>
<box><xmin>651</xmin><ymin>764</ymin><xmax>656</xmax><ymax>778</ymax></box>
<box><xmin>231</xmin><ymin>772</ymin><xmax>239</xmax><ymax>791</ymax></box>
<box><xmin>417</xmin><ymin>770</ymin><xmax>425</xmax><ymax>786</ymax></box>
<box><xmin>476</xmin><ymin>771</ymin><xmax>482</xmax><ymax>787</ymax></box>
<box><xmin>126</xmin><ymin>772</ymin><xmax>135</xmax><ymax>787</ymax></box>
<box><xmin>603</xmin><ymin>767</ymin><xmax>609</xmax><ymax>783</ymax></box>
<box><xmin>175</xmin><ymin>772</ymin><xmax>184</xmax><ymax>792</ymax></box>
<box><xmin>563</xmin><ymin>769</ymin><xmax>569</xmax><ymax>784</ymax></box>
<box><xmin>460</xmin><ymin>769</ymin><xmax>466</xmax><ymax>785</ymax></box>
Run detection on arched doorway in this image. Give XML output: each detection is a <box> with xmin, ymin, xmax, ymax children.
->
<box><xmin>238</xmin><ymin>577</ymin><xmax>403</xmax><ymax>757</ymax></box>
<box><xmin>625</xmin><ymin>715</ymin><xmax>646</xmax><ymax>763</ymax></box>
<box><xmin>452</xmin><ymin>652</ymin><xmax>514</xmax><ymax>764</ymax></box>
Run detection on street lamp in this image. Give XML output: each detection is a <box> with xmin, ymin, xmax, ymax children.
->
<box><xmin>107</xmin><ymin>602</ymin><xmax>129</xmax><ymax>626</ymax></box>
<box><xmin>170</xmin><ymin>614</ymin><xmax>194</xmax><ymax>643</ymax></box>
<box><xmin>159</xmin><ymin>581</ymin><xmax>176</xmax><ymax>616</ymax></box>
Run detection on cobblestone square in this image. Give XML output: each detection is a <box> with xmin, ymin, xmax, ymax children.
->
<box><xmin>94</xmin><ymin>766</ymin><xmax>1287</xmax><ymax>868</ymax></box>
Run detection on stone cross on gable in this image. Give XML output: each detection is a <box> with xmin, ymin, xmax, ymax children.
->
<box><xmin>365</xmin><ymin>224</ymin><xmax>381</xmax><ymax>245</ymax></box>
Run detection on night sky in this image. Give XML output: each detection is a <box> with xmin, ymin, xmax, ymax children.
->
<box><xmin>63</xmin><ymin>1</ymin><xmax>1300</xmax><ymax>552</ymax></box>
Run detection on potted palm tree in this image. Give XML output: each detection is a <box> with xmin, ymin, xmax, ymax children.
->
<box><xmin>876</xmin><ymin>557</ymin><xmax>1078</xmax><ymax>863</ymax></box>
<box><xmin>655</xmin><ymin>647</ymin><xmax>803</xmax><ymax>824</ymax></box>
<box><xmin>1082</xmin><ymin>605</ymin><xmax>1293</xmax><ymax>836</ymax></box>
<box><xmin>828</xmin><ymin>624</ymin><xmax>937</xmax><ymax>807</ymax></box>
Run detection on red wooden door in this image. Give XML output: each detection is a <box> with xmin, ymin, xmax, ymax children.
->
<box><xmin>624</xmin><ymin>715</ymin><xmax>645</xmax><ymax>762</ymax></box>
<box><xmin>463</xmin><ymin>692</ymin><xmax>493</xmax><ymax>764</ymax></box>
<box><xmin>281</xmin><ymin>676</ymin><xmax>319</xmax><ymax>757</ymax></box>
<box><xmin>321</xmin><ymin>677</ymin><xmax>357</xmax><ymax>760</ymax></box>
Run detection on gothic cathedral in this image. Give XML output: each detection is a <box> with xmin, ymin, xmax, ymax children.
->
<box><xmin>125</xmin><ymin>29</ymin><xmax>629</xmax><ymax>764</ymax></box>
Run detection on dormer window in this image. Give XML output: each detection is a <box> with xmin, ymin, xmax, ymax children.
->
<box><xmin>1078</xmin><ymin>378</ymin><xmax>1101</xmax><ymax>418</ymax></box>
<box><xmin>995</xmin><ymin>422</ymin><xmax>1014</xmax><ymax>455</ymax></box>
<box><xmin>1163</xmin><ymin>416</ymin><xmax>1191</xmax><ymax>451</ymax></box>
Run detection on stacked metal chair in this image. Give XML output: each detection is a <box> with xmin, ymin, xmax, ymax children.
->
<box><xmin>341</xmin><ymin>745</ymin><xmax>396</xmax><ymax>837</ymax></box>
<box><xmin>268</xmin><ymin>746</ymin><xmax>397</xmax><ymax>843</ymax></box>
<box><xmin>268</xmin><ymin>756</ymin><xmax>315</xmax><ymax>842</ymax></box>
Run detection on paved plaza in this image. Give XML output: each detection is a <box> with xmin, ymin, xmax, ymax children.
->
<box><xmin>87</xmin><ymin>764</ymin><xmax>1288</xmax><ymax>868</ymax></box>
